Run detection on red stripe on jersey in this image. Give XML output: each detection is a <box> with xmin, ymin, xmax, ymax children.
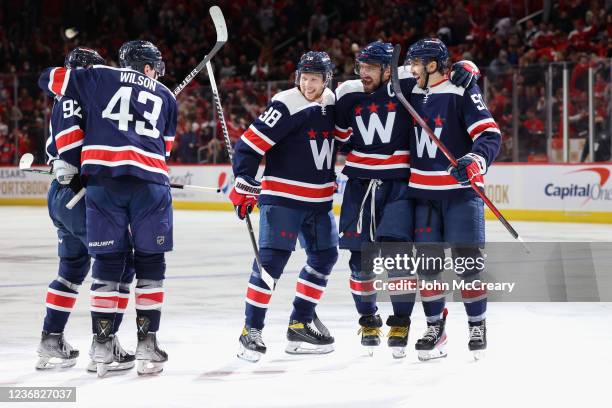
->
<box><xmin>56</xmin><ymin>128</ymin><xmax>84</xmax><ymax>150</ymax></box>
<box><xmin>246</xmin><ymin>286</ymin><xmax>272</xmax><ymax>305</ymax></box>
<box><xmin>469</xmin><ymin>121</ymin><xmax>499</xmax><ymax>140</ymax></box>
<box><xmin>333</xmin><ymin>127</ymin><xmax>352</xmax><ymax>141</ymax></box>
<box><xmin>261</xmin><ymin>180</ymin><xmax>335</xmax><ymax>199</ymax></box>
<box><xmin>410</xmin><ymin>172</ymin><xmax>458</xmax><ymax>186</ymax></box>
<box><xmin>349</xmin><ymin>278</ymin><xmax>375</xmax><ymax>292</ymax></box>
<box><xmin>296</xmin><ymin>282</ymin><xmax>324</xmax><ymax>300</ymax></box>
<box><xmin>51</xmin><ymin>68</ymin><xmax>68</xmax><ymax>95</ymax></box>
<box><xmin>46</xmin><ymin>291</ymin><xmax>77</xmax><ymax>309</ymax></box>
<box><xmin>81</xmin><ymin>148</ymin><xmax>168</xmax><ymax>171</ymax></box>
<box><xmin>461</xmin><ymin>288</ymin><xmax>487</xmax><ymax>299</ymax></box>
<box><xmin>135</xmin><ymin>291</ymin><xmax>164</xmax><ymax>306</ymax></box>
<box><xmin>243</xmin><ymin>128</ymin><xmax>274</xmax><ymax>153</ymax></box>
<box><xmin>165</xmin><ymin>140</ymin><xmax>173</xmax><ymax>154</ymax></box>
<box><xmin>346</xmin><ymin>152</ymin><xmax>410</xmax><ymax>167</ymax></box>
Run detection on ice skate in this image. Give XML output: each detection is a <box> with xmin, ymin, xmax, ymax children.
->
<box><xmin>468</xmin><ymin>319</ymin><xmax>487</xmax><ymax>360</ymax></box>
<box><xmin>36</xmin><ymin>331</ymin><xmax>79</xmax><ymax>369</ymax></box>
<box><xmin>237</xmin><ymin>326</ymin><xmax>266</xmax><ymax>362</ymax></box>
<box><xmin>415</xmin><ymin>309</ymin><xmax>448</xmax><ymax>361</ymax></box>
<box><xmin>86</xmin><ymin>334</ymin><xmax>135</xmax><ymax>372</ymax></box>
<box><xmin>357</xmin><ymin>314</ymin><xmax>383</xmax><ymax>356</ymax></box>
<box><xmin>285</xmin><ymin>315</ymin><xmax>334</xmax><ymax>355</ymax></box>
<box><xmin>89</xmin><ymin>318</ymin><xmax>114</xmax><ymax>377</ymax></box>
<box><xmin>386</xmin><ymin>315</ymin><xmax>411</xmax><ymax>359</ymax></box>
<box><xmin>135</xmin><ymin>317</ymin><xmax>167</xmax><ymax>375</ymax></box>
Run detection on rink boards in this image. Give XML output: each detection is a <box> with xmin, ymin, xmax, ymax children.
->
<box><xmin>1</xmin><ymin>163</ymin><xmax>611</xmax><ymax>223</ymax></box>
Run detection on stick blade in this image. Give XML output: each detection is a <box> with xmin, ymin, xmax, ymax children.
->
<box><xmin>209</xmin><ymin>6</ymin><xmax>228</xmax><ymax>43</ymax></box>
<box><xmin>19</xmin><ymin>153</ymin><xmax>34</xmax><ymax>170</ymax></box>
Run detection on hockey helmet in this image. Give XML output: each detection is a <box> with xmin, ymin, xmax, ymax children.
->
<box><xmin>119</xmin><ymin>40</ymin><xmax>165</xmax><ymax>77</ymax></box>
<box><xmin>64</xmin><ymin>47</ymin><xmax>105</xmax><ymax>69</ymax></box>
<box><xmin>295</xmin><ymin>51</ymin><xmax>334</xmax><ymax>86</ymax></box>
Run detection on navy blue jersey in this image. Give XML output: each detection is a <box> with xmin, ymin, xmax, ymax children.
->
<box><xmin>334</xmin><ymin>75</ymin><xmax>413</xmax><ymax>180</ymax></box>
<box><xmin>38</xmin><ymin>66</ymin><xmax>177</xmax><ymax>184</ymax></box>
<box><xmin>233</xmin><ymin>87</ymin><xmax>336</xmax><ymax>210</ymax></box>
<box><xmin>45</xmin><ymin>96</ymin><xmax>85</xmax><ymax>167</ymax></box>
<box><xmin>406</xmin><ymin>78</ymin><xmax>501</xmax><ymax>199</ymax></box>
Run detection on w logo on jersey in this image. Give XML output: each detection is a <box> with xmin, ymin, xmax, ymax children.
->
<box><xmin>414</xmin><ymin>126</ymin><xmax>443</xmax><ymax>158</ymax></box>
<box><xmin>356</xmin><ymin>112</ymin><xmax>396</xmax><ymax>145</ymax></box>
<box><xmin>309</xmin><ymin>138</ymin><xmax>335</xmax><ymax>170</ymax></box>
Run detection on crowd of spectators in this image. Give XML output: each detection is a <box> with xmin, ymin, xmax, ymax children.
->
<box><xmin>0</xmin><ymin>0</ymin><xmax>610</xmax><ymax>165</ymax></box>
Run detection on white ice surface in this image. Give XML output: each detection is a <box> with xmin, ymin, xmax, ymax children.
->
<box><xmin>0</xmin><ymin>207</ymin><xmax>610</xmax><ymax>408</ymax></box>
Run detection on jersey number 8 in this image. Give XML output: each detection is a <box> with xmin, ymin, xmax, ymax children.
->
<box><xmin>258</xmin><ymin>107</ymin><xmax>282</xmax><ymax>127</ymax></box>
<box><xmin>102</xmin><ymin>86</ymin><xmax>163</xmax><ymax>138</ymax></box>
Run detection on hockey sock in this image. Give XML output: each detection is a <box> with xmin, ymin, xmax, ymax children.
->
<box><xmin>135</xmin><ymin>279</ymin><xmax>164</xmax><ymax>332</ymax></box>
<box><xmin>114</xmin><ymin>253</ymin><xmax>135</xmax><ymax>334</ymax></box>
<box><xmin>43</xmin><ymin>254</ymin><xmax>89</xmax><ymax>333</ymax></box>
<box><xmin>420</xmin><ymin>274</ymin><xmax>446</xmax><ymax>323</ymax></box>
<box><xmin>90</xmin><ymin>279</ymin><xmax>119</xmax><ymax>333</ymax></box>
<box><xmin>348</xmin><ymin>251</ymin><xmax>378</xmax><ymax>316</ymax></box>
<box><xmin>380</xmin><ymin>238</ymin><xmax>416</xmax><ymax>318</ymax></box>
<box><xmin>290</xmin><ymin>247</ymin><xmax>337</xmax><ymax>323</ymax></box>
<box><xmin>90</xmin><ymin>252</ymin><xmax>127</xmax><ymax>333</ymax></box>
<box><xmin>460</xmin><ymin>274</ymin><xmax>487</xmax><ymax>323</ymax></box>
<box><xmin>245</xmin><ymin>248</ymin><xmax>290</xmax><ymax>330</ymax></box>
<box><xmin>43</xmin><ymin>276</ymin><xmax>80</xmax><ymax>333</ymax></box>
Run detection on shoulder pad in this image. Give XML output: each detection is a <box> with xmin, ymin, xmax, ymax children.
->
<box><xmin>335</xmin><ymin>79</ymin><xmax>364</xmax><ymax>101</ymax></box>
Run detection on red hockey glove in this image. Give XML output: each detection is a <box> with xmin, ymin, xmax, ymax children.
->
<box><xmin>448</xmin><ymin>153</ymin><xmax>487</xmax><ymax>187</ymax></box>
<box><xmin>229</xmin><ymin>176</ymin><xmax>260</xmax><ymax>220</ymax></box>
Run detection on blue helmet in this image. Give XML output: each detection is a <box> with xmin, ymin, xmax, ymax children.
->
<box><xmin>406</xmin><ymin>38</ymin><xmax>449</xmax><ymax>72</ymax></box>
<box><xmin>64</xmin><ymin>47</ymin><xmax>105</xmax><ymax>69</ymax></box>
<box><xmin>119</xmin><ymin>40</ymin><xmax>165</xmax><ymax>77</ymax></box>
<box><xmin>355</xmin><ymin>41</ymin><xmax>393</xmax><ymax>74</ymax></box>
<box><xmin>295</xmin><ymin>51</ymin><xmax>334</xmax><ymax>86</ymax></box>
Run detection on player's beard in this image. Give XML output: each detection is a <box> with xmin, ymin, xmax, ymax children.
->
<box><xmin>361</xmin><ymin>75</ymin><xmax>380</xmax><ymax>93</ymax></box>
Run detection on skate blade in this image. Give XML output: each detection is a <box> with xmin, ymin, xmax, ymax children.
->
<box><xmin>472</xmin><ymin>350</ymin><xmax>486</xmax><ymax>361</ymax></box>
<box><xmin>366</xmin><ymin>346</ymin><xmax>377</xmax><ymax>357</ymax></box>
<box><xmin>87</xmin><ymin>360</ymin><xmax>135</xmax><ymax>372</ymax></box>
<box><xmin>137</xmin><ymin>360</ymin><xmax>164</xmax><ymax>375</ymax></box>
<box><xmin>391</xmin><ymin>347</ymin><xmax>406</xmax><ymax>359</ymax></box>
<box><xmin>417</xmin><ymin>349</ymin><xmax>448</xmax><ymax>361</ymax></box>
<box><xmin>285</xmin><ymin>341</ymin><xmax>334</xmax><ymax>355</ymax></box>
<box><xmin>35</xmin><ymin>356</ymin><xmax>77</xmax><ymax>370</ymax></box>
<box><xmin>237</xmin><ymin>344</ymin><xmax>263</xmax><ymax>363</ymax></box>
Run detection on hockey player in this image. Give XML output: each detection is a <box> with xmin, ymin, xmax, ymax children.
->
<box><xmin>230</xmin><ymin>51</ymin><xmax>337</xmax><ymax>362</ymax></box>
<box><xmin>404</xmin><ymin>38</ymin><xmax>499</xmax><ymax>361</ymax></box>
<box><xmin>37</xmin><ymin>47</ymin><xmax>135</xmax><ymax>372</ymax></box>
<box><xmin>334</xmin><ymin>41</ymin><xmax>479</xmax><ymax>358</ymax></box>
<box><xmin>38</xmin><ymin>40</ymin><xmax>177</xmax><ymax>376</ymax></box>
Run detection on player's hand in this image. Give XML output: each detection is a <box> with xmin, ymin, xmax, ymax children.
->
<box><xmin>52</xmin><ymin>159</ymin><xmax>79</xmax><ymax>185</ymax></box>
<box><xmin>229</xmin><ymin>175</ymin><xmax>260</xmax><ymax>220</ymax></box>
<box><xmin>450</xmin><ymin>60</ymin><xmax>481</xmax><ymax>89</ymax></box>
<box><xmin>448</xmin><ymin>153</ymin><xmax>486</xmax><ymax>186</ymax></box>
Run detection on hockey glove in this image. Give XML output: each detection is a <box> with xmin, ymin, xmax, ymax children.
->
<box><xmin>448</xmin><ymin>153</ymin><xmax>487</xmax><ymax>187</ymax></box>
<box><xmin>450</xmin><ymin>60</ymin><xmax>481</xmax><ymax>89</ymax></box>
<box><xmin>229</xmin><ymin>175</ymin><xmax>260</xmax><ymax>220</ymax></box>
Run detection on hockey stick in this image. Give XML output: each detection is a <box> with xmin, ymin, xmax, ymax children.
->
<box><xmin>19</xmin><ymin>153</ymin><xmax>52</xmax><ymax>175</ymax></box>
<box><xmin>390</xmin><ymin>44</ymin><xmax>529</xmax><ymax>252</ymax></box>
<box><xmin>172</xmin><ymin>5</ymin><xmax>228</xmax><ymax>96</ymax></box>
<box><xmin>205</xmin><ymin>61</ymin><xmax>276</xmax><ymax>291</ymax></box>
<box><xmin>19</xmin><ymin>154</ymin><xmax>219</xmax><ymax>208</ymax></box>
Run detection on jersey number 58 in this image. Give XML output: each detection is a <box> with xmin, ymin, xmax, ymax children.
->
<box><xmin>102</xmin><ymin>86</ymin><xmax>163</xmax><ymax>138</ymax></box>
